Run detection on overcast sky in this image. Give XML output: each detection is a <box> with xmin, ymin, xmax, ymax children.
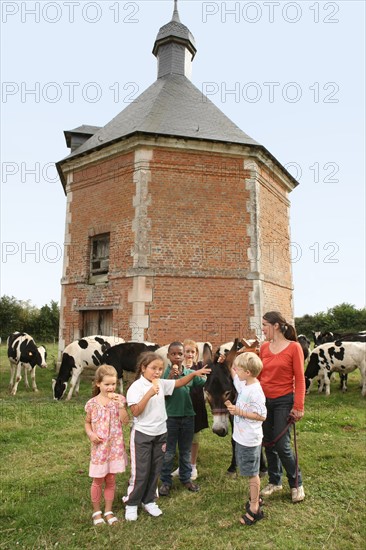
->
<box><xmin>1</xmin><ymin>0</ymin><xmax>365</xmax><ymax>317</ymax></box>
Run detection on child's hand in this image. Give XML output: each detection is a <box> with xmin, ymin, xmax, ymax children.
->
<box><xmin>89</xmin><ymin>432</ymin><xmax>103</xmax><ymax>444</ymax></box>
<box><xmin>151</xmin><ymin>379</ymin><xmax>160</xmax><ymax>394</ymax></box>
<box><xmin>224</xmin><ymin>400</ymin><xmax>236</xmax><ymax>415</ymax></box>
<box><xmin>195</xmin><ymin>366</ymin><xmax>211</xmax><ymax>377</ymax></box>
<box><xmin>107</xmin><ymin>393</ymin><xmax>120</xmax><ymax>402</ymax></box>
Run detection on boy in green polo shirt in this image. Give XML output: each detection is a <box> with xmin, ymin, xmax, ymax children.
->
<box><xmin>159</xmin><ymin>341</ymin><xmax>207</xmax><ymax>496</ymax></box>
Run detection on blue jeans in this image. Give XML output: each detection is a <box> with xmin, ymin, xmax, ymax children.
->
<box><xmin>160</xmin><ymin>416</ymin><xmax>195</xmax><ymax>485</ymax></box>
<box><xmin>262</xmin><ymin>393</ymin><xmax>303</xmax><ymax>489</ymax></box>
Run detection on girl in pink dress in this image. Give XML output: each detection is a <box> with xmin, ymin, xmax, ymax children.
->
<box><xmin>85</xmin><ymin>365</ymin><xmax>129</xmax><ymax>525</ymax></box>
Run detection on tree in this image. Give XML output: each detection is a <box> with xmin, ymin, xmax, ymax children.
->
<box><xmin>0</xmin><ymin>296</ymin><xmax>59</xmax><ymax>342</ymax></box>
<box><xmin>295</xmin><ymin>303</ymin><xmax>366</xmax><ymax>341</ymax></box>
<box><xmin>0</xmin><ymin>295</ymin><xmax>23</xmax><ymax>340</ymax></box>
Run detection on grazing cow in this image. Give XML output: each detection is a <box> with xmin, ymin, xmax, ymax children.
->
<box><xmin>297</xmin><ymin>334</ymin><xmax>311</xmax><ymax>361</ymax></box>
<box><xmin>101</xmin><ymin>341</ymin><xmax>159</xmax><ymax>392</ymax></box>
<box><xmin>52</xmin><ymin>335</ymin><xmax>125</xmax><ymax>401</ymax></box>
<box><xmin>156</xmin><ymin>341</ymin><xmax>212</xmax><ymax>367</ymax></box>
<box><xmin>305</xmin><ymin>341</ymin><xmax>366</xmax><ymax>396</ymax></box>
<box><xmin>8</xmin><ymin>332</ymin><xmax>47</xmax><ymax>395</ymax></box>
<box><xmin>311</xmin><ymin>331</ymin><xmax>366</xmax><ymax>388</ymax></box>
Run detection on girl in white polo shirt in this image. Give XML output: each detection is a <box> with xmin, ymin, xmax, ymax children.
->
<box><xmin>123</xmin><ymin>351</ymin><xmax>210</xmax><ymax>521</ymax></box>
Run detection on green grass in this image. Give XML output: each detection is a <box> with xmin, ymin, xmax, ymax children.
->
<box><xmin>0</xmin><ymin>343</ymin><xmax>365</xmax><ymax>550</ymax></box>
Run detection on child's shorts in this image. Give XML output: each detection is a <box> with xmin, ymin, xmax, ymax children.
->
<box><xmin>235</xmin><ymin>443</ymin><xmax>261</xmax><ymax>476</ymax></box>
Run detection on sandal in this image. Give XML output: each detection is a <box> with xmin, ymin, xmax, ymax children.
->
<box><xmin>245</xmin><ymin>497</ymin><xmax>264</xmax><ymax>512</ymax></box>
<box><xmin>240</xmin><ymin>508</ymin><xmax>264</xmax><ymax>526</ymax></box>
<box><xmin>104</xmin><ymin>511</ymin><xmax>118</xmax><ymax>525</ymax></box>
<box><xmin>92</xmin><ymin>511</ymin><xmax>106</xmax><ymax>526</ymax></box>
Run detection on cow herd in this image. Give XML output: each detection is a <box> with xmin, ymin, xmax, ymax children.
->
<box><xmin>6</xmin><ymin>330</ymin><xmax>366</xmax><ymax>400</ymax></box>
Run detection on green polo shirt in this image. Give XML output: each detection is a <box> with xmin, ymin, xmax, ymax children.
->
<box><xmin>163</xmin><ymin>365</ymin><xmax>206</xmax><ymax>417</ymax></box>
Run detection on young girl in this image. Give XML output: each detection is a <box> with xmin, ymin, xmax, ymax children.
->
<box><xmin>85</xmin><ymin>364</ymin><xmax>129</xmax><ymax>526</ymax></box>
<box><xmin>172</xmin><ymin>339</ymin><xmax>209</xmax><ymax>480</ymax></box>
<box><xmin>123</xmin><ymin>351</ymin><xmax>211</xmax><ymax>521</ymax></box>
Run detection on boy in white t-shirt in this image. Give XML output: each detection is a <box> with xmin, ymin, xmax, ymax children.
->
<box><xmin>225</xmin><ymin>352</ymin><xmax>267</xmax><ymax>527</ymax></box>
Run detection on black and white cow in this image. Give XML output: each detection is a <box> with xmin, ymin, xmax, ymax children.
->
<box><xmin>311</xmin><ymin>331</ymin><xmax>366</xmax><ymax>388</ymax></box>
<box><xmin>312</xmin><ymin>330</ymin><xmax>366</xmax><ymax>347</ymax></box>
<box><xmin>101</xmin><ymin>341</ymin><xmax>159</xmax><ymax>392</ymax></box>
<box><xmin>305</xmin><ymin>341</ymin><xmax>366</xmax><ymax>396</ymax></box>
<box><xmin>8</xmin><ymin>332</ymin><xmax>47</xmax><ymax>395</ymax></box>
<box><xmin>297</xmin><ymin>334</ymin><xmax>311</xmax><ymax>361</ymax></box>
<box><xmin>52</xmin><ymin>335</ymin><xmax>125</xmax><ymax>401</ymax></box>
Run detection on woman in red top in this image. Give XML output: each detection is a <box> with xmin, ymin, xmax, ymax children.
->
<box><xmin>259</xmin><ymin>311</ymin><xmax>305</xmax><ymax>503</ymax></box>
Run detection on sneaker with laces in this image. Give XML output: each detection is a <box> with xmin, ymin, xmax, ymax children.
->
<box><xmin>125</xmin><ymin>505</ymin><xmax>138</xmax><ymax>521</ymax></box>
<box><xmin>291</xmin><ymin>485</ymin><xmax>305</xmax><ymax>503</ymax></box>
<box><xmin>171</xmin><ymin>467</ymin><xmax>180</xmax><ymax>477</ymax></box>
<box><xmin>142</xmin><ymin>502</ymin><xmax>163</xmax><ymax>517</ymax></box>
<box><xmin>260</xmin><ymin>483</ymin><xmax>283</xmax><ymax>496</ymax></box>
<box><xmin>159</xmin><ymin>484</ymin><xmax>171</xmax><ymax>497</ymax></box>
<box><xmin>190</xmin><ymin>466</ymin><xmax>198</xmax><ymax>481</ymax></box>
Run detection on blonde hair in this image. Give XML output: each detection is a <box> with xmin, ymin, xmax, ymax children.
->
<box><xmin>92</xmin><ymin>364</ymin><xmax>118</xmax><ymax>396</ymax></box>
<box><xmin>234</xmin><ymin>352</ymin><xmax>263</xmax><ymax>377</ymax></box>
<box><xmin>183</xmin><ymin>339</ymin><xmax>199</xmax><ymax>361</ymax></box>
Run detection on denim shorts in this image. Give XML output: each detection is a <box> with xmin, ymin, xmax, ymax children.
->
<box><xmin>235</xmin><ymin>443</ymin><xmax>261</xmax><ymax>476</ymax></box>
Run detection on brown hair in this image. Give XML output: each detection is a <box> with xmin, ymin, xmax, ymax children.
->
<box><xmin>92</xmin><ymin>364</ymin><xmax>118</xmax><ymax>396</ymax></box>
<box><xmin>263</xmin><ymin>311</ymin><xmax>297</xmax><ymax>341</ymax></box>
<box><xmin>234</xmin><ymin>352</ymin><xmax>263</xmax><ymax>377</ymax></box>
<box><xmin>134</xmin><ymin>352</ymin><xmax>164</xmax><ymax>380</ymax></box>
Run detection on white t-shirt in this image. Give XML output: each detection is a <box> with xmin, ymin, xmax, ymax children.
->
<box><xmin>126</xmin><ymin>376</ymin><xmax>175</xmax><ymax>436</ymax></box>
<box><xmin>232</xmin><ymin>375</ymin><xmax>267</xmax><ymax>447</ymax></box>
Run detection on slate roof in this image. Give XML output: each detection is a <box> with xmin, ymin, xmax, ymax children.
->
<box><xmin>61</xmin><ymin>74</ymin><xmax>259</xmax><ymax>162</ymax></box>
<box><xmin>57</xmin><ymin>2</ymin><xmax>298</xmax><ymax>191</ymax></box>
<box><xmin>64</xmin><ymin>125</ymin><xmax>101</xmax><ymax>149</ymax></box>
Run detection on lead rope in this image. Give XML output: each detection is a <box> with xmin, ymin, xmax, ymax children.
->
<box><xmin>262</xmin><ymin>417</ymin><xmax>299</xmax><ymax>489</ymax></box>
<box><xmin>293</xmin><ymin>421</ymin><xmax>299</xmax><ymax>490</ymax></box>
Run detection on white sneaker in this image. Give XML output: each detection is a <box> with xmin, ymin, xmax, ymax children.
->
<box><xmin>125</xmin><ymin>505</ymin><xmax>138</xmax><ymax>521</ymax></box>
<box><xmin>291</xmin><ymin>486</ymin><xmax>305</xmax><ymax>503</ymax></box>
<box><xmin>172</xmin><ymin>467</ymin><xmax>180</xmax><ymax>477</ymax></box>
<box><xmin>142</xmin><ymin>502</ymin><xmax>163</xmax><ymax>517</ymax></box>
<box><xmin>191</xmin><ymin>466</ymin><xmax>198</xmax><ymax>481</ymax></box>
<box><xmin>260</xmin><ymin>483</ymin><xmax>283</xmax><ymax>496</ymax></box>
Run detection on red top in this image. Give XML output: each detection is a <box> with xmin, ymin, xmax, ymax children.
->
<box><xmin>258</xmin><ymin>341</ymin><xmax>305</xmax><ymax>411</ymax></box>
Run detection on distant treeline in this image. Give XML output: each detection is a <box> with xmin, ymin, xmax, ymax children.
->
<box><xmin>295</xmin><ymin>303</ymin><xmax>366</xmax><ymax>340</ymax></box>
<box><xmin>0</xmin><ymin>295</ymin><xmax>59</xmax><ymax>342</ymax></box>
<box><xmin>0</xmin><ymin>296</ymin><xmax>364</xmax><ymax>344</ymax></box>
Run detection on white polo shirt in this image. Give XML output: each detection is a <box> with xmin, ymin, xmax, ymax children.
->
<box><xmin>127</xmin><ymin>376</ymin><xmax>175</xmax><ymax>436</ymax></box>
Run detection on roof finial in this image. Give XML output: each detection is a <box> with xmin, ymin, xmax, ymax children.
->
<box><xmin>172</xmin><ymin>0</ymin><xmax>180</xmax><ymax>22</ymax></box>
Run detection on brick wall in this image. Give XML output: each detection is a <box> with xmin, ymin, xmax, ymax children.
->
<box><xmin>59</xmin><ymin>140</ymin><xmax>295</xmax><ymax>349</ymax></box>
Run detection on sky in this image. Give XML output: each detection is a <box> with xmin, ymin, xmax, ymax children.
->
<box><xmin>1</xmin><ymin>0</ymin><xmax>365</xmax><ymax>317</ymax></box>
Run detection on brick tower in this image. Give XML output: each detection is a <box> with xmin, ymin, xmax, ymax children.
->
<box><xmin>56</xmin><ymin>1</ymin><xmax>298</xmax><ymax>351</ymax></box>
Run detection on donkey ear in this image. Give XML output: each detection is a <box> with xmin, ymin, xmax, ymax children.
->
<box><xmin>225</xmin><ymin>339</ymin><xmax>239</xmax><ymax>367</ymax></box>
<box><xmin>202</xmin><ymin>342</ymin><xmax>212</xmax><ymax>365</ymax></box>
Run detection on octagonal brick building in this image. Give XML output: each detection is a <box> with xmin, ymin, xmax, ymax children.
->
<box><xmin>56</xmin><ymin>2</ymin><xmax>298</xmax><ymax>351</ymax></box>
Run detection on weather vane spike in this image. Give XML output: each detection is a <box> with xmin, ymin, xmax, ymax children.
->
<box><xmin>172</xmin><ymin>0</ymin><xmax>180</xmax><ymax>22</ymax></box>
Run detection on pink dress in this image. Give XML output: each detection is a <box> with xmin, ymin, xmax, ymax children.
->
<box><xmin>85</xmin><ymin>396</ymin><xmax>128</xmax><ymax>478</ymax></box>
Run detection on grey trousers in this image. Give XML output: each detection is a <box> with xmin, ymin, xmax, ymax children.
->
<box><xmin>125</xmin><ymin>428</ymin><xmax>167</xmax><ymax>506</ymax></box>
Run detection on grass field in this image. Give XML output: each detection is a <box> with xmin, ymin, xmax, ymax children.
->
<box><xmin>0</xmin><ymin>343</ymin><xmax>365</xmax><ymax>550</ymax></box>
